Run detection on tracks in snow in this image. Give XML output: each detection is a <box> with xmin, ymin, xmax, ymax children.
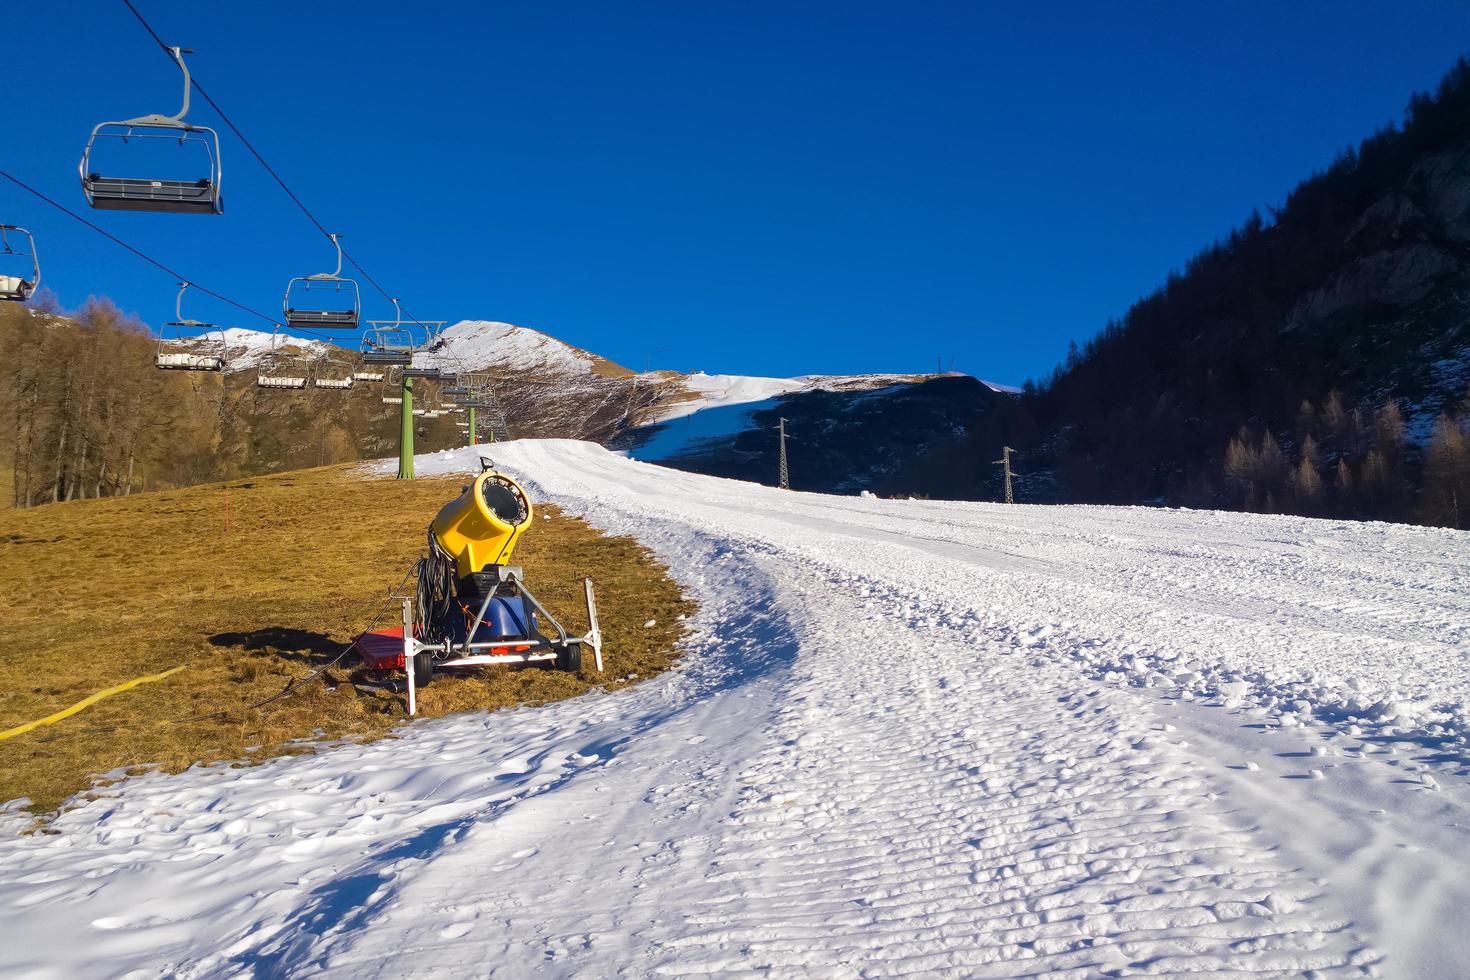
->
<box><xmin>6</xmin><ymin>439</ymin><xmax>1470</xmax><ymax>977</ymax></box>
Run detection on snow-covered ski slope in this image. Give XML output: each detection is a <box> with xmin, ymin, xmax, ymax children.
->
<box><xmin>4</xmin><ymin>439</ymin><xmax>1470</xmax><ymax>978</ymax></box>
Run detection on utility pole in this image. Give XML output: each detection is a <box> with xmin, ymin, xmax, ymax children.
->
<box><xmin>994</xmin><ymin>445</ymin><xmax>1014</xmax><ymax>504</ymax></box>
<box><xmin>397</xmin><ymin>376</ymin><xmax>414</xmax><ymax>480</ymax></box>
<box><xmin>467</xmin><ymin>405</ymin><xmax>477</xmax><ymax>446</ymax></box>
<box><xmin>778</xmin><ymin>417</ymin><xmax>790</xmax><ymax>490</ymax></box>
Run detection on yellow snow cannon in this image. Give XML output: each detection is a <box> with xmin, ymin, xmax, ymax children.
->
<box><xmin>357</xmin><ymin>457</ymin><xmax>603</xmax><ymax>714</ymax></box>
<box><xmin>430</xmin><ymin>468</ymin><xmax>534</xmax><ymax>577</ymax></box>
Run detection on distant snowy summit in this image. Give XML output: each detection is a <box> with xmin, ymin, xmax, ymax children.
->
<box><xmin>170</xmin><ymin>318</ymin><xmax>1024</xmax><ymax>401</ymax></box>
<box><xmin>416</xmin><ymin>320</ymin><xmax>632</xmax><ymax>378</ymax></box>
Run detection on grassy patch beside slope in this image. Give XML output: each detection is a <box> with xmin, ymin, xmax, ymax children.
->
<box><xmin>0</xmin><ymin>464</ymin><xmax>691</xmax><ymax>815</ymax></box>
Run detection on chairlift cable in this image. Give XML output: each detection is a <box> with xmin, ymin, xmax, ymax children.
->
<box><xmin>0</xmin><ymin>166</ymin><xmax>292</xmax><ymax>330</ymax></box>
<box><xmin>120</xmin><ymin>0</ymin><xmax>440</xmax><ymax>338</ymax></box>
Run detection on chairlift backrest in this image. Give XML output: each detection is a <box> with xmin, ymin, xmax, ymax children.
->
<box><xmin>80</xmin><ymin>47</ymin><xmax>223</xmax><ymax>215</ymax></box>
<box><xmin>0</xmin><ymin>225</ymin><xmax>40</xmax><ymax>302</ymax></box>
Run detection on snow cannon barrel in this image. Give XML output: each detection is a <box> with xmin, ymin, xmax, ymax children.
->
<box><xmin>430</xmin><ymin>470</ymin><xmax>533</xmax><ymax>578</ymax></box>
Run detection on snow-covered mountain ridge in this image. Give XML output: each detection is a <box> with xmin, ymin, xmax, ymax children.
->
<box><xmin>194</xmin><ymin>319</ymin><xmax>1014</xmax><ymax>415</ymax></box>
<box><xmin>161</xmin><ymin>318</ymin><xmax>1016</xmax><ymax>497</ymax></box>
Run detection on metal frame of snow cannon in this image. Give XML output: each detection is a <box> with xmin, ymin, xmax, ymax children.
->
<box><xmin>395</xmin><ymin>567</ymin><xmax>603</xmax><ymax>716</ymax></box>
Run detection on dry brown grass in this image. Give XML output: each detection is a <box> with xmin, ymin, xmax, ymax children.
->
<box><xmin>0</xmin><ymin>464</ymin><xmax>692</xmax><ymax>815</ymax></box>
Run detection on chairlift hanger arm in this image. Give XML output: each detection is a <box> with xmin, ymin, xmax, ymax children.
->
<box><xmin>122</xmin><ymin>46</ymin><xmax>197</xmax><ymax>129</ymax></box>
<box><xmin>171</xmin><ymin>281</ymin><xmax>206</xmax><ymax>327</ymax></box>
<box><xmin>306</xmin><ymin>233</ymin><xmax>346</xmax><ymax>280</ymax></box>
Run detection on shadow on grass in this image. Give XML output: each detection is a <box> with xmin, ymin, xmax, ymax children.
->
<box><xmin>209</xmin><ymin>627</ymin><xmax>346</xmax><ymax>665</ymax></box>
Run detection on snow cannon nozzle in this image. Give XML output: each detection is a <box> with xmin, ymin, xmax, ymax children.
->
<box><xmin>429</xmin><ymin>469</ymin><xmax>533</xmax><ymax>579</ymax></box>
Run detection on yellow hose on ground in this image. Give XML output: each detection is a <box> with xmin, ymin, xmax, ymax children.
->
<box><xmin>0</xmin><ymin>666</ymin><xmax>187</xmax><ymax>742</ymax></box>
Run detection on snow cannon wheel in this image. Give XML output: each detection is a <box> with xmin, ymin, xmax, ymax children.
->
<box><xmin>412</xmin><ymin>651</ymin><xmax>435</xmax><ymax>687</ymax></box>
<box><xmin>556</xmin><ymin>644</ymin><xmax>582</xmax><ymax>674</ymax></box>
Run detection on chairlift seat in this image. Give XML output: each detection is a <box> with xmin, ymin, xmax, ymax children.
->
<box><xmin>383</xmin><ymin>395</ymin><xmax>403</xmax><ymax>404</ymax></box>
<box><xmin>285</xmin><ymin>308</ymin><xmax>359</xmax><ymax>329</ymax></box>
<box><xmin>156</xmin><ymin>351</ymin><xmax>224</xmax><ymax>371</ymax></box>
<box><xmin>362</xmin><ymin>348</ymin><xmax>413</xmax><ymax>365</ymax></box>
<box><xmin>314</xmin><ymin>377</ymin><xmax>354</xmax><ymax>390</ymax></box>
<box><xmin>0</xmin><ymin>275</ymin><xmax>33</xmax><ymax>302</ymax></box>
<box><xmin>83</xmin><ymin>175</ymin><xmax>221</xmax><ymax>214</ymax></box>
<box><xmin>354</xmin><ymin>370</ymin><xmax>386</xmax><ymax>381</ymax></box>
<box><xmin>258</xmin><ymin>375</ymin><xmax>308</xmax><ymax>390</ymax></box>
<box><xmin>403</xmin><ymin>367</ymin><xmax>442</xmax><ymax>379</ymax></box>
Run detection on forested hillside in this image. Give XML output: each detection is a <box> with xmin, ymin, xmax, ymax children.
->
<box><xmin>1003</xmin><ymin>57</ymin><xmax>1470</xmax><ymax>527</ymax></box>
<box><xmin>0</xmin><ymin>302</ymin><xmax>406</xmax><ymax>508</ymax></box>
<box><xmin>0</xmin><ymin>307</ymin><xmax>707</xmax><ymax>509</ymax></box>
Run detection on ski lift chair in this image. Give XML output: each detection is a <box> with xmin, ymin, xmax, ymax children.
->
<box><xmin>418</xmin><ymin>385</ymin><xmax>445</xmax><ymax>419</ymax></box>
<box><xmin>312</xmin><ymin>354</ymin><xmax>355</xmax><ymax>390</ymax></box>
<box><xmin>381</xmin><ymin>365</ymin><xmax>404</xmax><ymax>404</ymax></box>
<box><xmin>361</xmin><ymin>298</ymin><xmax>418</xmax><ymax>364</ymax></box>
<box><xmin>155</xmin><ymin>282</ymin><xmax>226</xmax><ymax>371</ymax></box>
<box><xmin>361</xmin><ymin>328</ymin><xmax>415</xmax><ymax>365</ymax></box>
<box><xmin>0</xmin><ymin>225</ymin><xmax>40</xmax><ymax>302</ymax></box>
<box><xmin>284</xmin><ymin>234</ymin><xmax>361</xmax><ymax>329</ymax></box>
<box><xmin>353</xmin><ymin>366</ymin><xmax>386</xmax><ymax>382</ymax></box>
<box><xmin>256</xmin><ymin>331</ymin><xmax>311</xmax><ymax>389</ymax></box>
<box><xmin>403</xmin><ymin>366</ymin><xmax>442</xmax><ymax>380</ymax></box>
<box><xmin>80</xmin><ymin>48</ymin><xmax>223</xmax><ymax>214</ymax></box>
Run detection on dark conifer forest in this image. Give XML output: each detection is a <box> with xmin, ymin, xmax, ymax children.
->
<box><xmin>949</xmin><ymin>57</ymin><xmax>1470</xmax><ymax>528</ymax></box>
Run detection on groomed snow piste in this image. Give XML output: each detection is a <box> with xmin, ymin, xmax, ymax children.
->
<box><xmin>3</xmin><ymin>439</ymin><xmax>1469</xmax><ymax>978</ymax></box>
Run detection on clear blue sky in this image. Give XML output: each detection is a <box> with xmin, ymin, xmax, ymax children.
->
<box><xmin>5</xmin><ymin>1</ymin><xmax>1469</xmax><ymax>384</ymax></box>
